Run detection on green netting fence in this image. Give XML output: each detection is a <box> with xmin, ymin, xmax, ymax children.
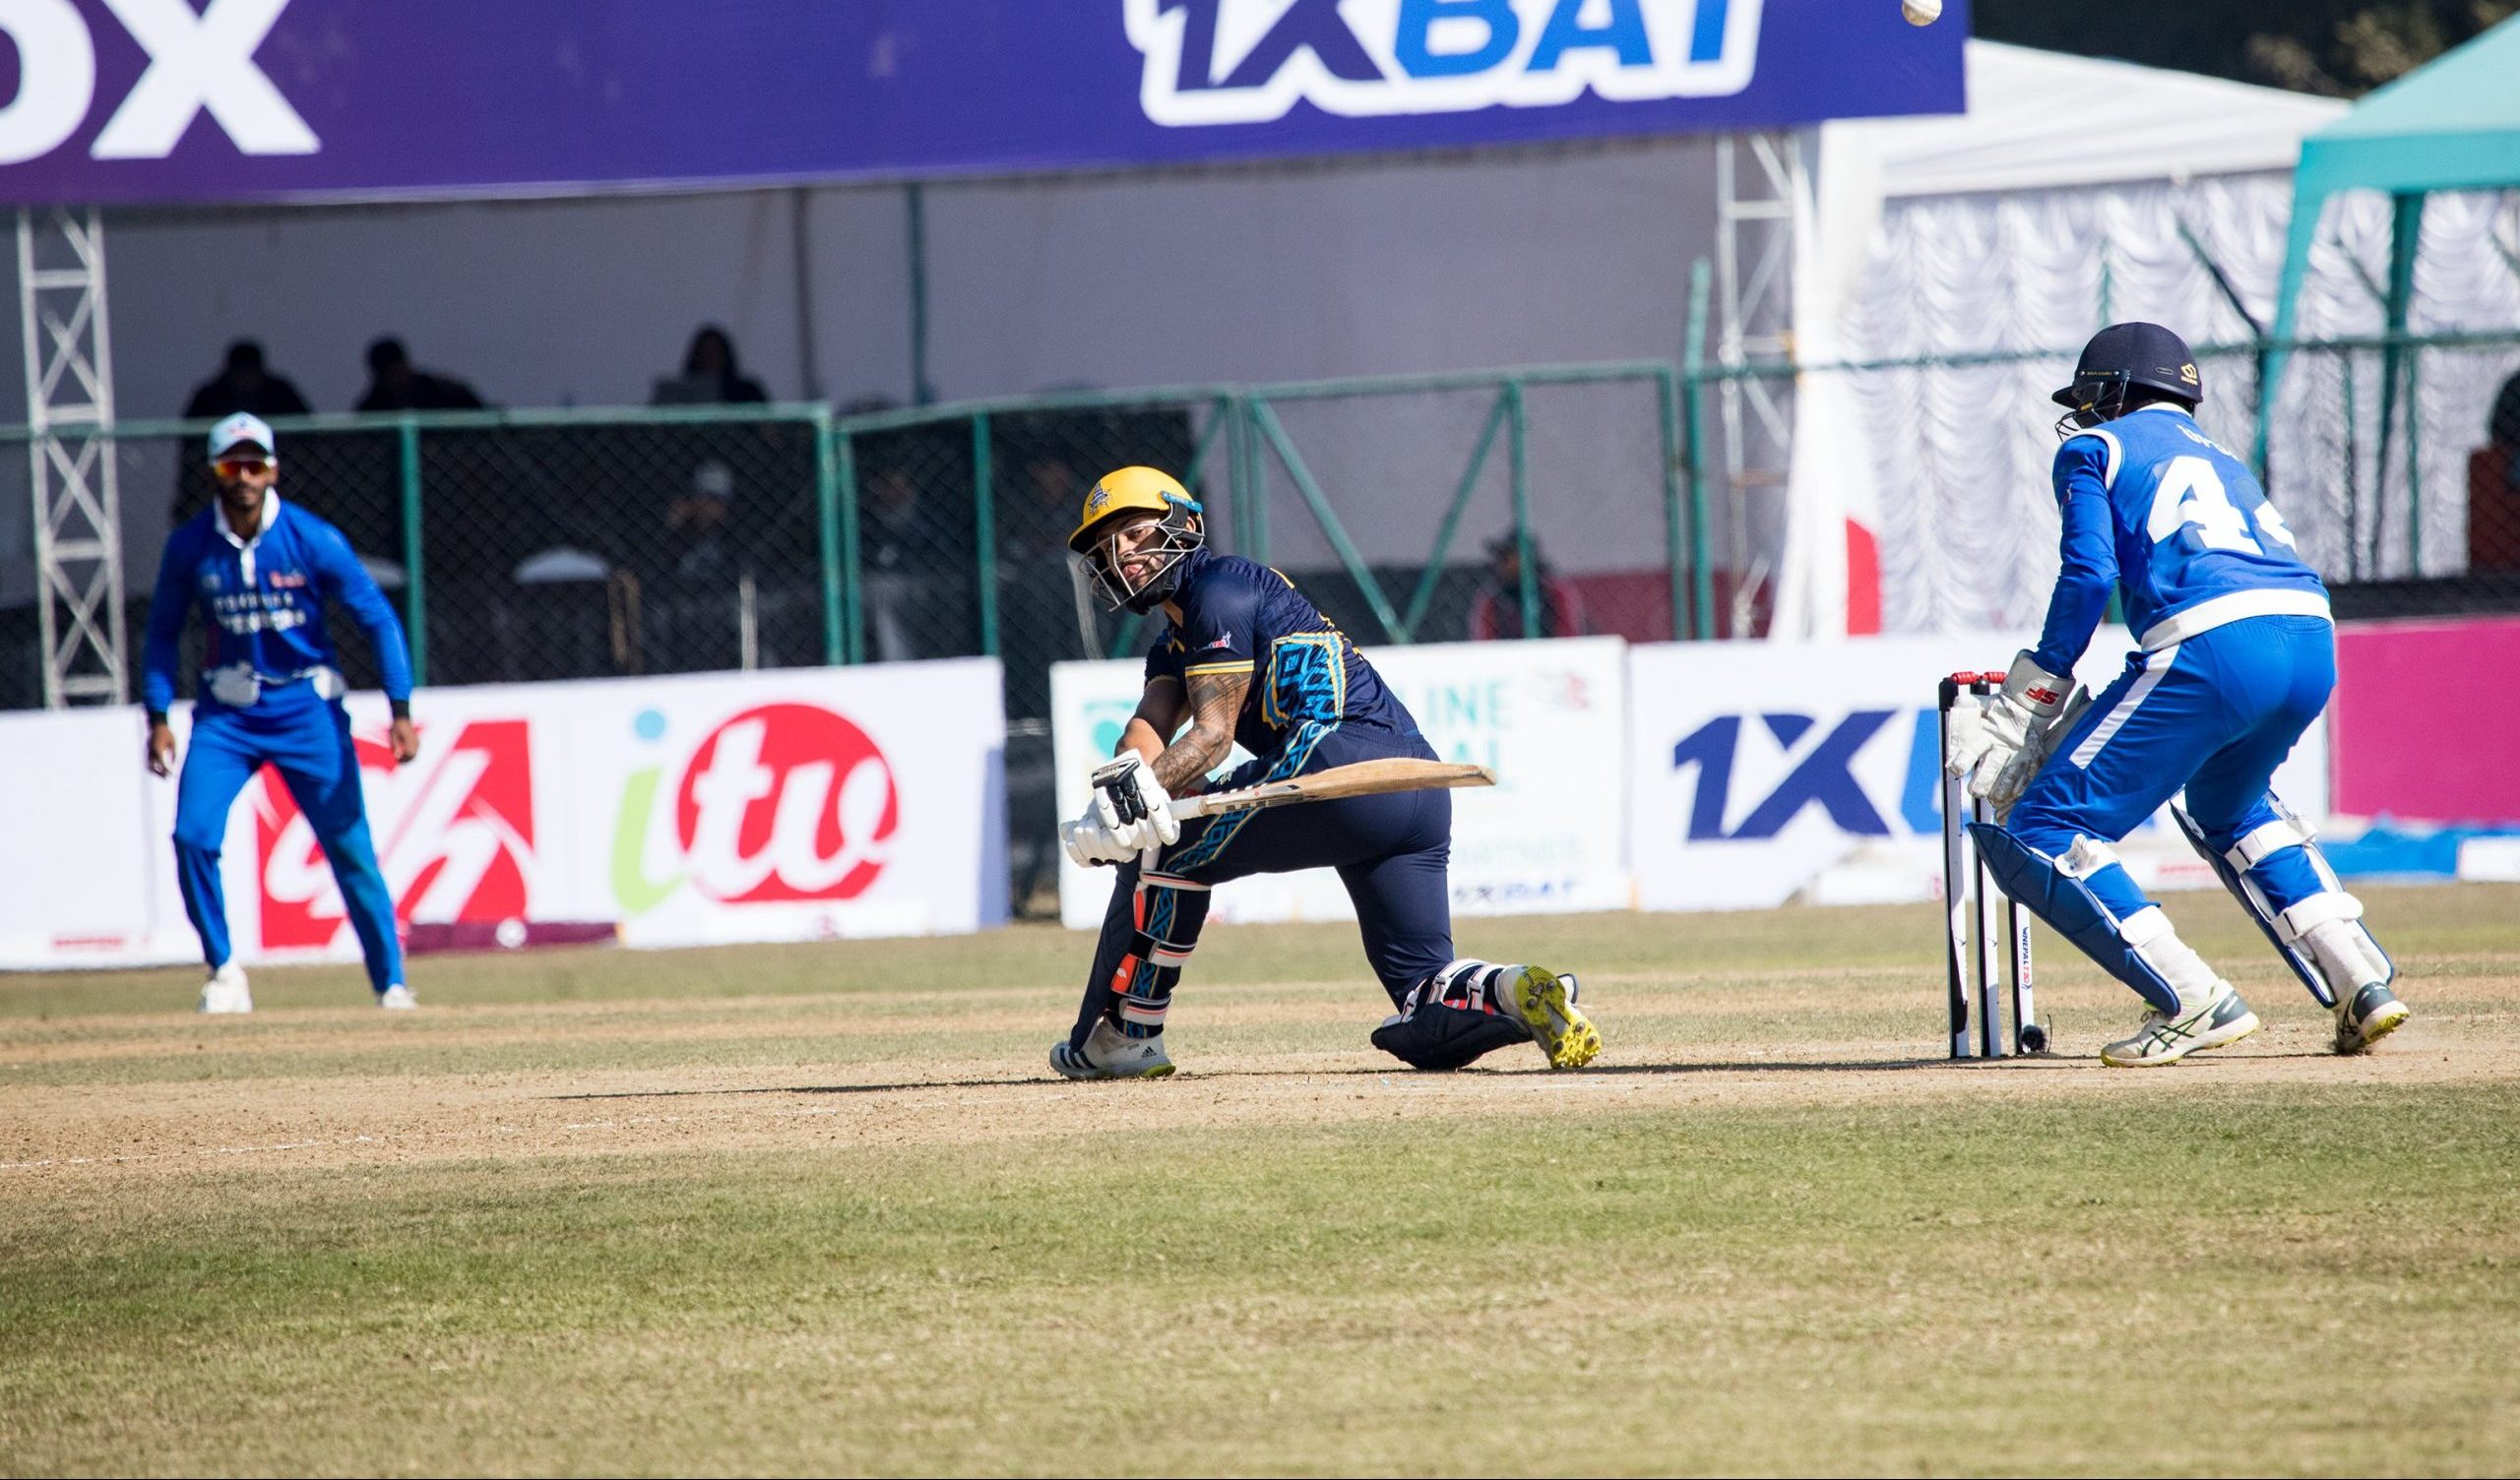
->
<box><xmin>3</xmin><ymin>330</ymin><xmax>2516</xmax><ymax>721</ymax></box>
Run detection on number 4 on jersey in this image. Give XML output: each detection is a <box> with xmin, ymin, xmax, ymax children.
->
<box><xmin>2147</xmin><ymin>455</ymin><xmax>2299</xmax><ymax>555</ymax></box>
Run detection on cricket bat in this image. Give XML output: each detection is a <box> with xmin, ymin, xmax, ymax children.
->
<box><xmin>1168</xmin><ymin>759</ymin><xmax>1495</xmax><ymax>820</ymax></box>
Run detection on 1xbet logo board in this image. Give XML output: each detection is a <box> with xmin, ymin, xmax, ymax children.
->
<box><xmin>0</xmin><ymin>1</ymin><xmax>1954</xmax><ymax>207</ymax></box>
<box><xmin>1128</xmin><ymin>0</ymin><xmax>1762</xmax><ymax>125</ymax></box>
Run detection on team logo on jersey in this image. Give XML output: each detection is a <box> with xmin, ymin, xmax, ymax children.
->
<box><xmin>1127</xmin><ymin>0</ymin><xmax>1763</xmax><ymax>128</ymax></box>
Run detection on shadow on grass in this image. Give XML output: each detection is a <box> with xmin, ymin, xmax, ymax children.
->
<box><xmin>543</xmin><ymin>1048</ymin><xmax>2387</xmax><ymax>1102</ymax></box>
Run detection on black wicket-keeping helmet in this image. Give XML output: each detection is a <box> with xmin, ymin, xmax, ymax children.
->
<box><xmin>2052</xmin><ymin>322</ymin><xmax>2202</xmax><ymax>436</ymax></box>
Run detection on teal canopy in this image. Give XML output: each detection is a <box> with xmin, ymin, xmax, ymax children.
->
<box><xmin>2271</xmin><ymin>16</ymin><xmax>2520</xmax><ymax>351</ymax></box>
<box><xmin>2264</xmin><ymin>15</ymin><xmax>2520</xmax><ymax>455</ymax></box>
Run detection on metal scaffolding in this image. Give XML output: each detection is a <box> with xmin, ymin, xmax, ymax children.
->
<box><xmin>17</xmin><ymin>208</ymin><xmax>127</xmax><ymax>708</ymax></box>
<box><xmin>1714</xmin><ymin>132</ymin><xmax>1799</xmax><ymax>638</ymax></box>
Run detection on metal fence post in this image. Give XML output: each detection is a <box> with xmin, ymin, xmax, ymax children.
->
<box><xmin>815</xmin><ymin>412</ymin><xmax>849</xmax><ymax>665</ymax></box>
<box><xmin>973</xmin><ymin>410</ymin><xmax>998</xmax><ymax>656</ymax></box>
<box><xmin>1655</xmin><ymin>365</ymin><xmax>1686</xmax><ymax>644</ymax></box>
<box><xmin>1506</xmin><ymin>379</ymin><xmax>1536</xmax><ymax>641</ymax></box>
<box><xmin>1682</xmin><ymin>259</ymin><xmax>1717</xmax><ymax>640</ymax></box>
<box><xmin>398</xmin><ymin>414</ymin><xmax>425</xmax><ymax>685</ymax></box>
<box><xmin>1242</xmin><ymin>394</ymin><xmax>1271</xmax><ymax>564</ymax></box>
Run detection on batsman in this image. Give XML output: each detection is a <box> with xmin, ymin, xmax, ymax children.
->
<box><xmin>1050</xmin><ymin>466</ymin><xmax>1600</xmax><ymax>1079</ymax></box>
<box><xmin>1947</xmin><ymin>323</ymin><xmax>2409</xmax><ymax>1066</ymax></box>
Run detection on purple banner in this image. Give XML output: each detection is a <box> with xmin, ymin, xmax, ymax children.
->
<box><xmin>0</xmin><ymin>0</ymin><xmax>1965</xmax><ymax>207</ymax></box>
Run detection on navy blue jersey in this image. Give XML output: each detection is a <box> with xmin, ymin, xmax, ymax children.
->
<box><xmin>1144</xmin><ymin>549</ymin><xmax>1419</xmax><ymax>762</ymax></box>
<box><xmin>2031</xmin><ymin>404</ymin><xmax>2330</xmax><ymax>675</ymax></box>
<box><xmin>143</xmin><ymin>492</ymin><xmax>413</xmax><ymax>715</ymax></box>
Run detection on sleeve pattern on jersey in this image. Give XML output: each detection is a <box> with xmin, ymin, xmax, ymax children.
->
<box><xmin>1260</xmin><ymin>632</ymin><xmax>1346</xmax><ymax>729</ymax></box>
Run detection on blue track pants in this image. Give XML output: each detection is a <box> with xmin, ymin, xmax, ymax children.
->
<box><xmin>174</xmin><ymin>696</ymin><xmax>403</xmax><ymax>991</ymax></box>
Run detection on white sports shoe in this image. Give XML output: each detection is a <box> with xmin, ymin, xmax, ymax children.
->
<box><xmin>1049</xmin><ymin>1018</ymin><xmax>1176</xmax><ymax>1080</ymax></box>
<box><xmin>2100</xmin><ymin>980</ymin><xmax>2259</xmax><ymax>1068</ymax></box>
<box><xmin>378</xmin><ymin>984</ymin><xmax>418</xmax><ymax>1011</ymax></box>
<box><xmin>197</xmin><ymin>961</ymin><xmax>252</xmax><ymax>1016</ymax></box>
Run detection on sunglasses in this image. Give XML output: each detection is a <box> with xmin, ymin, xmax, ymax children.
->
<box><xmin>211</xmin><ymin>455</ymin><xmax>274</xmax><ymax>477</ymax></box>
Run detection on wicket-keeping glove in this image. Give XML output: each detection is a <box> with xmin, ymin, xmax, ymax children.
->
<box><xmin>1953</xmin><ymin>652</ymin><xmax>2085</xmax><ymax>817</ymax></box>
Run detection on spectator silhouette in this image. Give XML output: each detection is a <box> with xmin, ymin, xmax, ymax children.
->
<box><xmin>1467</xmin><ymin>532</ymin><xmax>1590</xmax><ymax>641</ymax></box>
<box><xmin>183</xmin><ymin>339</ymin><xmax>311</xmax><ymax>421</ymax></box>
<box><xmin>355</xmin><ymin>337</ymin><xmax>487</xmax><ymax>413</ymax></box>
<box><xmin>176</xmin><ymin>340</ymin><xmax>311</xmax><ymax>521</ymax></box>
<box><xmin>652</xmin><ymin>325</ymin><xmax>769</xmax><ymax>405</ymax></box>
<box><xmin>2471</xmin><ymin>369</ymin><xmax>2520</xmax><ymax>573</ymax></box>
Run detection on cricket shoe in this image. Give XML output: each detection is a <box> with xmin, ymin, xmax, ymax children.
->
<box><xmin>197</xmin><ymin>961</ymin><xmax>252</xmax><ymax>1016</ymax></box>
<box><xmin>378</xmin><ymin>984</ymin><xmax>418</xmax><ymax>1012</ymax></box>
<box><xmin>2333</xmin><ymin>982</ymin><xmax>2411</xmax><ymax>1056</ymax></box>
<box><xmin>1505</xmin><ymin>965</ymin><xmax>1600</xmax><ymax>1070</ymax></box>
<box><xmin>2100</xmin><ymin>981</ymin><xmax>2258</xmax><ymax>1068</ymax></box>
<box><xmin>1050</xmin><ymin>1018</ymin><xmax>1176</xmax><ymax>1080</ymax></box>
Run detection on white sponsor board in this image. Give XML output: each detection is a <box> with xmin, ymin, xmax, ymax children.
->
<box><xmin>1052</xmin><ymin>638</ymin><xmax>1628</xmax><ymax>929</ymax></box>
<box><xmin>0</xmin><ymin>661</ymin><xmax>1006</xmax><ymax>970</ymax></box>
<box><xmin>1626</xmin><ymin>631</ymin><xmax>2329</xmax><ymax>913</ymax></box>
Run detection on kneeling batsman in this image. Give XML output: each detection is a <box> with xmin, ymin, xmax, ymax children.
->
<box><xmin>1050</xmin><ymin>465</ymin><xmax>1601</xmax><ymax>1080</ymax></box>
<box><xmin>1944</xmin><ymin>322</ymin><xmax>2408</xmax><ymax>1067</ymax></box>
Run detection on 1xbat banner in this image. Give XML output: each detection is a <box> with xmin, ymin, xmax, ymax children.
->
<box><xmin>0</xmin><ymin>0</ymin><xmax>1964</xmax><ymax>206</ymax></box>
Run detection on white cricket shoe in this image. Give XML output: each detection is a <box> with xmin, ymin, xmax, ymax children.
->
<box><xmin>197</xmin><ymin>961</ymin><xmax>252</xmax><ymax>1016</ymax></box>
<box><xmin>378</xmin><ymin>984</ymin><xmax>418</xmax><ymax>1012</ymax></box>
<box><xmin>2100</xmin><ymin>980</ymin><xmax>2259</xmax><ymax>1068</ymax></box>
<box><xmin>1049</xmin><ymin>1018</ymin><xmax>1175</xmax><ymax>1080</ymax></box>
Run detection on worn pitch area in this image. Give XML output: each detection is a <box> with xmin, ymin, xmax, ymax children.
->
<box><xmin>4</xmin><ymin>884</ymin><xmax>2517</xmax><ymax>1475</ymax></box>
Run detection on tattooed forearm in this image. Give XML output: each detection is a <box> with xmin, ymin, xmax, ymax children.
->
<box><xmin>1153</xmin><ymin>668</ymin><xmax>1248</xmax><ymax>793</ymax></box>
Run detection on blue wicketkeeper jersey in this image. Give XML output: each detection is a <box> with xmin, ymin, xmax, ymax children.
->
<box><xmin>2030</xmin><ymin>404</ymin><xmax>2330</xmax><ymax>675</ymax></box>
<box><xmin>143</xmin><ymin>492</ymin><xmax>414</xmax><ymax>715</ymax></box>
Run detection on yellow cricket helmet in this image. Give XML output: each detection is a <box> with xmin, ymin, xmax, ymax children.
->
<box><xmin>1069</xmin><ymin>465</ymin><xmax>1205</xmax><ymax>614</ymax></box>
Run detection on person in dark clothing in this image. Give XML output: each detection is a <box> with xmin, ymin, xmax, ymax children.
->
<box><xmin>1466</xmin><ymin>533</ymin><xmax>1590</xmax><ymax>641</ymax></box>
<box><xmin>183</xmin><ymin>340</ymin><xmax>312</xmax><ymax>422</ymax></box>
<box><xmin>652</xmin><ymin>325</ymin><xmax>770</xmax><ymax>405</ymax></box>
<box><xmin>354</xmin><ymin>337</ymin><xmax>488</xmax><ymax>413</ymax></box>
<box><xmin>177</xmin><ymin>341</ymin><xmax>314</xmax><ymax>521</ymax></box>
<box><xmin>2471</xmin><ymin>369</ymin><xmax>2520</xmax><ymax>573</ymax></box>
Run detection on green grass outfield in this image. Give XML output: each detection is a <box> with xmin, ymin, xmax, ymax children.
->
<box><xmin>4</xmin><ymin>884</ymin><xmax>2517</xmax><ymax>1476</ymax></box>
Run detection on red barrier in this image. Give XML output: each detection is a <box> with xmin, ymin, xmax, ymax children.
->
<box><xmin>2334</xmin><ymin>616</ymin><xmax>2520</xmax><ymax>826</ymax></box>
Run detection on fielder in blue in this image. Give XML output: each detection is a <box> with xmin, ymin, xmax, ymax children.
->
<box><xmin>1948</xmin><ymin>324</ymin><xmax>2409</xmax><ymax>1066</ymax></box>
<box><xmin>1048</xmin><ymin>466</ymin><xmax>1601</xmax><ymax>1079</ymax></box>
<box><xmin>143</xmin><ymin>412</ymin><xmax>421</xmax><ymax>1016</ymax></box>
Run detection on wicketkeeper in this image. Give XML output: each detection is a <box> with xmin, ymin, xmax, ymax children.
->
<box><xmin>143</xmin><ymin>413</ymin><xmax>420</xmax><ymax>1015</ymax></box>
<box><xmin>1051</xmin><ymin>466</ymin><xmax>1601</xmax><ymax>1079</ymax></box>
<box><xmin>1946</xmin><ymin>324</ymin><xmax>2408</xmax><ymax>1066</ymax></box>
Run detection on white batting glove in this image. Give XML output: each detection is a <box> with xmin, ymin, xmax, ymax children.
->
<box><xmin>1090</xmin><ymin>753</ymin><xmax>1180</xmax><ymax>854</ymax></box>
<box><xmin>1060</xmin><ymin>808</ymin><xmax>1138</xmax><ymax>868</ymax></box>
<box><xmin>1965</xmin><ymin>652</ymin><xmax>2077</xmax><ymax>813</ymax></box>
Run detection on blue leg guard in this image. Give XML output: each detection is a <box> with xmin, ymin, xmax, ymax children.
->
<box><xmin>2176</xmin><ymin>799</ymin><xmax>2391</xmax><ymax>1008</ymax></box>
<box><xmin>1970</xmin><ymin>823</ymin><xmax>2185</xmax><ymax>1015</ymax></box>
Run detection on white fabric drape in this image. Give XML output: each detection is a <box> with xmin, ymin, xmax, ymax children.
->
<box><xmin>1839</xmin><ymin>179</ymin><xmax>2520</xmax><ymax>635</ymax></box>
